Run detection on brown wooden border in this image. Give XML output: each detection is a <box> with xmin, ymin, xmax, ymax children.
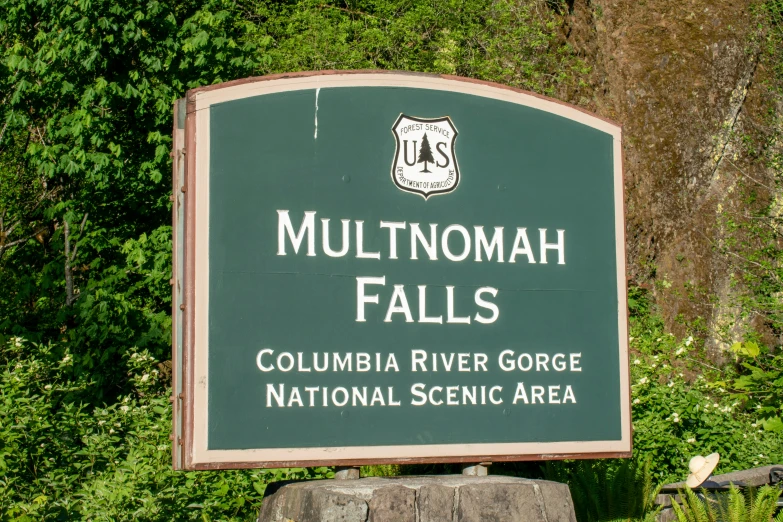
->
<box><xmin>175</xmin><ymin>71</ymin><xmax>631</xmax><ymax>470</ymax></box>
<box><xmin>182</xmin><ymin>95</ymin><xmax>198</xmax><ymax>470</ymax></box>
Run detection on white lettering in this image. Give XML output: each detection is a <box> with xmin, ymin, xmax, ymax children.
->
<box><xmin>539</xmin><ymin>229</ymin><xmax>565</xmax><ymax>264</ymax></box>
<box><xmin>489</xmin><ymin>386</ymin><xmax>503</xmax><ymax>404</ymax></box>
<box><xmin>277</xmin><ymin>210</ymin><xmax>316</xmax><ymax>256</ymax></box>
<box><xmin>267</xmin><ymin>383</ymin><xmax>284</xmax><ymax>407</ymax></box>
<box><xmin>356</xmin><ymin>220</ymin><xmax>381</xmax><ymax>259</ymax></box>
<box><xmin>513</xmin><ymin>383</ymin><xmax>529</xmax><ymax>404</ymax></box>
<box><xmin>418</xmin><ymin>285</ymin><xmax>443</xmax><ymax>323</ymax></box>
<box><xmin>385</xmin><ymin>285</ymin><xmax>414</xmax><ymax>322</ymax></box>
<box><xmin>356</xmin><ymin>276</ymin><xmax>385</xmax><ymax>322</ymax></box>
<box><xmin>474</xmin><ymin>226</ymin><xmax>504</xmax><ymax>262</ymax></box>
<box><xmin>442</xmin><ymin>224</ymin><xmax>471</xmax><ymax>262</ymax></box>
<box><xmin>563</xmin><ymin>385</ymin><xmax>576</xmax><ymax>403</ymax></box>
<box><xmin>474</xmin><ymin>287</ymin><xmax>499</xmax><ymax>324</ymax></box>
<box><xmin>411</xmin><ymin>383</ymin><xmax>427</xmax><ymax>405</ymax></box>
<box><xmin>412</xmin><ymin>350</ymin><xmax>427</xmax><ymax>372</ymax></box>
<box><xmin>321</xmin><ymin>218</ymin><xmax>350</xmax><ymax>257</ymax></box>
<box><xmin>410</xmin><ymin>223</ymin><xmax>438</xmax><ymax>260</ymax></box>
<box><xmin>446</xmin><ymin>286</ymin><xmax>470</xmax><ymax>324</ymax></box>
<box><xmin>380</xmin><ymin>221</ymin><xmax>405</xmax><ymax>259</ymax></box>
<box><xmin>508</xmin><ymin>227</ymin><xmax>536</xmax><ymax>263</ymax></box>
<box><xmin>256</xmin><ymin>349</ymin><xmax>274</xmax><ymax>372</ymax></box>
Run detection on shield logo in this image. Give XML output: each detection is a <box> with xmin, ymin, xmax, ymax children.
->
<box><xmin>391</xmin><ymin>114</ymin><xmax>460</xmax><ymax>199</ymax></box>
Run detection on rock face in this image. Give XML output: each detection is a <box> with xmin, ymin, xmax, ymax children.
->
<box><xmin>257</xmin><ymin>475</ymin><xmax>577</xmax><ymax>522</ymax></box>
<box><xmin>563</xmin><ymin>0</ymin><xmax>778</xmax><ymax>352</ymax></box>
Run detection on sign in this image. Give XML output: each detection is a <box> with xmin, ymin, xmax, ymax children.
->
<box><xmin>390</xmin><ymin>114</ymin><xmax>460</xmax><ymax>198</ymax></box>
<box><xmin>170</xmin><ymin>72</ymin><xmax>630</xmax><ymax>470</ymax></box>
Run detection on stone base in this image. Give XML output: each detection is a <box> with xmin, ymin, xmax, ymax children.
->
<box><xmin>257</xmin><ymin>475</ymin><xmax>576</xmax><ymax>522</ymax></box>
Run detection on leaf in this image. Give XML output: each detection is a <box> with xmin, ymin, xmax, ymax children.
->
<box><xmin>744</xmin><ymin>341</ymin><xmax>760</xmax><ymax>357</ymax></box>
<box><xmin>761</xmin><ymin>416</ymin><xmax>783</xmax><ymax>432</ymax></box>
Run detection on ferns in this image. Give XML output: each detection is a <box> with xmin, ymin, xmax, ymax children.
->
<box><xmin>545</xmin><ymin>459</ymin><xmax>783</xmax><ymax>522</ymax></box>
<box><xmin>669</xmin><ymin>485</ymin><xmax>782</xmax><ymax>522</ymax></box>
<box><xmin>543</xmin><ymin>459</ymin><xmax>662</xmax><ymax>522</ymax></box>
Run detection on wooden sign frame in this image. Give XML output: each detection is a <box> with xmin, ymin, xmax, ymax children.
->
<box><xmin>171</xmin><ymin>71</ymin><xmax>631</xmax><ymax>470</ymax></box>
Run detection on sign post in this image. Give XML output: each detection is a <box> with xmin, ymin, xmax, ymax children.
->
<box><xmin>171</xmin><ymin>71</ymin><xmax>630</xmax><ymax>471</ymax></box>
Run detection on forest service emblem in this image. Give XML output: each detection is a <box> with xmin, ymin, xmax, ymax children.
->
<box><xmin>391</xmin><ymin>115</ymin><xmax>460</xmax><ymax>199</ymax></box>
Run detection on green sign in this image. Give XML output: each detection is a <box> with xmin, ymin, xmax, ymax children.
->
<box><xmin>171</xmin><ymin>72</ymin><xmax>630</xmax><ymax>470</ymax></box>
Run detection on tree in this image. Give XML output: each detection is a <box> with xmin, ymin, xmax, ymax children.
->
<box><xmin>417</xmin><ymin>133</ymin><xmax>435</xmax><ymax>173</ymax></box>
<box><xmin>0</xmin><ymin>0</ymin><xmax>262</xmax><ymax>392</ymax></box>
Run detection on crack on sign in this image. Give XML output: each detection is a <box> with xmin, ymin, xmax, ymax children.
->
<box><xmin>314</xmin><ymin>87</ymin><xmax>320</xmax><ymax>139</ymax></box>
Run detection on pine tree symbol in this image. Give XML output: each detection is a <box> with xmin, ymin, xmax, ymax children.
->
<box><xmin>417</xmin><ymin>132</ymin><xmax>435</xmax><ymax>173</ymax></box>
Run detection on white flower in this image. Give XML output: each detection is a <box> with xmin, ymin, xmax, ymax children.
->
<box><xmin>676</xmin><ymin>347</ymin><xmax>685</xmax><ymax>356</ymax></box>
<box><xmin>651</xmin><ymin>363</ymin><xmax>657</xmax><ymax>368</ymax></box>
<box><xmin>120</xmin><ymin>405</ymin><xmax>130</xmax><ymax>413</ymax></box>
<box><xmin>744</xmin><ymin>434</ymin><xmax>748</xmax><ymax>438</ymax></box>
<box><xmin>629</xmin><ymin>336</ymin><xmax>635</xmax><ymax>341</ymax></box>
<box><xmin>140</xmin><ymin>374</ymin><xmax>149</xmax><ymax>382</ymax></box>
<box><xmin>44</xmin><ymin>384</ymin><xmax>52</xmax><ymax>390</ymax></box>
<box><xmin>713</xmin><ymin>403</ymin><xmax>719</xmax><ymax>408</ymax></box>
<box><xmin>685</xmin><ymin>336</ymin><xmax>693</xmax><ymax>346</ymax></box>
<box><xmin>633</xmin><ymin>398</ymin><xmax>641</xmax><ymax>404</ymax></box>
<box><xmin>131</xmin><ymin>353</ymin><xmax>138</xmax><ymax>359</ymax></box>
<box><xmin>662</xmin><ymin>364</ymin><xmax>668</xmax><ymax>369</ymax></box>
<box><xmin>634</xmin><ymin>359</ymin><xmax>641</xmax><ymax>365</ymax></box>
<box><xmin>687</xmin><ymin>438</ymin><xmax>696</xmax><ymax>443</ymax></box>
<box><xmin>656</xmin><ymin>338</ymin><xmax>662</xmax><ymax>343</ymax></box>
<box><xmin>759</xmin><ymin>454</ymin><xmax>765</xmax><ymax>458</ymax></box>
<box><xmin>751</xmin><ymin>423</ymin><xmax>757</xmax><ymax>428</ymax></box>
<box><xmin>653</xmin><ymin>355</ymin><xmax>659</xmax><ymax>359</ymax></box>
<box><xmin>98</xmin><ymin>420</ymin><xmax>105</xmax><ymax>425</ymax></box>
<box><xmin>638</xmin><ymin>377</ymin><xmax>648</xmax><ymax>385</ymax></box>
<box><xmin>109</xmin><ymin>428</ymin><xmax>115</xmax><ymax>434</ymax></box>
<box><xmin>668</xmin><ymin>381</ymin><xmax>674</xmax><ymax>387</ymax></box>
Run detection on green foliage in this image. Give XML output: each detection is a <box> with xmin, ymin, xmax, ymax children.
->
<box><xmin>543</xmin><ymin>459</ymin><xmax>662</xmax><ymax>522</ymax></box>
<box><xmin>627</xmin><ymin>289</ymin><xmax>783</xmax><ymax>484</ymax></box>
<box><xmin>0</xmin><ymin>336</ymin><xmax>334</xmax><ymax>520</ymax></box>
<box><xmin>669</xmin><ymin>485</ymin><xmax>783</xmax><ymax>522</ymax></box>
<box><xmin>254</xmin><ymin>0</ymin><xmax>588</xmax><ymax>97</ymax></box>
<box><xmin>706</xmin><ymin>0</ymin><xmax>783</xmax><ymax>438</ymax></box>
<box><xmin>726</xmin><ymin>347</ymin><xmax>783</xmax><ymax>432</ymax></box>
<box><xmin>0</xmin><ymin>0</ymin><xmax>263</xmax><ymax>394</ymax></box>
